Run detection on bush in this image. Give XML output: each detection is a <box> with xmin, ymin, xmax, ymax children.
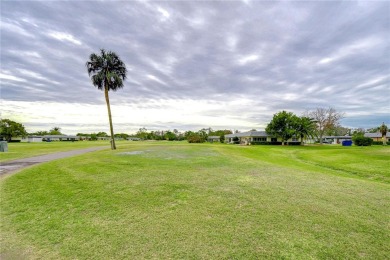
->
<box><xmin>250</xmin><ymin>141</ymin><xmax>283</xmax><ymax>145</ymax></box>
<box><xmin>353</xmin><ymin>136</ymin><xmax>373</xmax><ymax>146</ymax></box>
<box><xmin>187</xmin><ymin>134</ymin><xmax>205</xmax><ymax>143</ymax></box>
<box><xmin>287</xmin><ymin>142</ymin><xmax>301</xmax><ymax>145</ymax></box>
<box><xmin>251</xmin><ymin>141</ymin><xmax>269</xmax><ymax>145</ymax></box>
<box><xmin>372</xmin><ymin>141</ymin><xmax>390</xmax><ymax>145</ymax></box>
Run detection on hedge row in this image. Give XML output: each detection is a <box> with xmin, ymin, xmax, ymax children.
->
<box><xmin>251</xmin><ymin>141</ymin><xmax>301</xmax><ymax>145</ymax></box>
<box><xmin>372</xmin><ymin>141</ymin><xmax>390</xmax><ymax>145</ymax></box>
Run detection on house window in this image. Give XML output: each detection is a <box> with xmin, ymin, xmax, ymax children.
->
<box><xmin>292</xmin><ymin>137</ymin><xmax>298</xmax><ymax>142</ymax></box>
<box><xmin>253</xmin><ymin>137</ymin><xmax>266</xmax><ymax>142</ymax></box>
<box><xmin>271</xmin><ymin>138</ymin><xmax>277</xmax><ymax>142</ymax></box>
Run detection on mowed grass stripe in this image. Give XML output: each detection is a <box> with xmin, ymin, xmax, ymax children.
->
<box><xmin>1</xmin><ymin>142</ymin><xmax>389</xmax><ymax>259</ymax></box>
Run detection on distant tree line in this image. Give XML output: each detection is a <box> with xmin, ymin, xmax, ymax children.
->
<box><xmin>74</xmin><ymin>128</ymin><xmax>232</xmax><ymax>143</ymax></box>
<box><xmin>1</xmin><ymin>112</ymin><xmax>388</xmax><ymax>146</ymax></box>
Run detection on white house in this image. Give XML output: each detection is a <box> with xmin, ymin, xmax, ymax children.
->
<box><xmin>225</xmin><ymin>131</ymin><xmax>300</xmax><ymax>145</ymax></box>
<box><xmin>42</xmin><ymin>135</ymin><xmax>80</xmax><ymax>141</ymax></box>
<box><xmin>207</xmin><ymin>136</ymin><xmax>220</xmax><ymax>143</ymax></box>
<box><xmin>27</xmin><ymin>136</ymin><xmax>43</xmax><ymax>142</ymax></box>
<box><xmin>322</xmin><ymin>136</ymin><xmax>352</xmax><ymax>144</ymax></box>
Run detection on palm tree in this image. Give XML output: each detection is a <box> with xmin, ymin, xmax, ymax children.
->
<box><xmin>295</xmin><ymin>116</ymin><xmax>317</xmax><ymax>145</ymax></box>
<box><xmin>86</xmin><ymin>49</ymin><xmax>127</xmax><ymax>150</ymax></box>
<box><xmin>379</xmin><ymin>122</ymin><xmax>388</xmax><ymax>146</ymax></box>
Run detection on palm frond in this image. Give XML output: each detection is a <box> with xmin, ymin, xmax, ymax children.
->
<box><xmin>86</xmin><ymin>49</ymin><xmax>127</xmax><ymax>91</ymax></box>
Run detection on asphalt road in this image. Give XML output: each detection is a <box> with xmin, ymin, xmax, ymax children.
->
<box><xmin>0</xmin><ymin>146</ymin><xmax>109</xmax><ymax>176</ymax></box>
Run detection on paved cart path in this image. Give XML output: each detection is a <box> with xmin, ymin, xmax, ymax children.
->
<box><xmin>0</xmin><ymin>146</ymin><xmax>109</xmax><ymax>176</ymax></box>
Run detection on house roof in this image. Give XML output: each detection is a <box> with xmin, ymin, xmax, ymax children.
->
<box><xmin>208</xmin><ymin>136</ymin><xmax>220</xmax><ymax>139</ymax></box>
<box><xmin>43</xmin><ymin>135</ymin><xmax>79</xmax><ymax>138</ymax></box>
<box><xmin>364</xmin><ymin>132</ymin><xmax>390</xmax><ymax>138</ymax></box>
<box><xmin>225</xmin><ymin>131</ymin><xmax>269</xmax><ymax>138</ymax></box>
<box><xmin>323</xmin><ymin>136</ymin><xmax>352</xmax><ymax>139</ymax></box>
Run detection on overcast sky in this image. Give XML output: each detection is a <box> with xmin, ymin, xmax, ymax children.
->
<box><xmin>1</xmin><ymin>0</ymin><xmax>389</xmax><ymax>135</ymax></box>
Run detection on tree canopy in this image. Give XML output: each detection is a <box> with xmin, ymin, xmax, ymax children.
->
<box><xmin>305</xmin><ymin>107</ymin><xmax>344</xmax><ymax>144</ymax></box>
<box><xmin>294</xmin><ymin>116</ymin><xmax>317</xmax><ymax>144</ymax></box>
<box><xmin>379</xmin><ymin>122</ymin><xmax>388</xmax><ymax>145</ymax></box>
<box><xmin>0</xmin><ymin>119</ymin><xmax>28</xmax><ymax>142</ymax></box>
<box><xmin>266</xmin><ymin>111</ymin><xmax>297</xmax><ymax>145</ymax></box>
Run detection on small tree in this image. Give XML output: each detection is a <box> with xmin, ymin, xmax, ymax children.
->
<box><xmin>0</xmin><ymin>119</ymin><xmax>28</xmax><ymax>142</ymax></box>
<box><xmin>306</xmin><ymin>107</ymin><xmax>344</xmax><ymax>144</ymax></box>
<box><xmin>187</xmin><ymin>133</ymin><xmax>205</xmax><ymax>143</ymax></box>
<box><xmin>379</xmin><ymin>122</ymin><xmax>388</xmax><ymax>145</ymax></box>
<box><xmin>49</xmin><ymin>127</ymin><xmax>62</xmax><ymax>135</ymax></box>
<box><xmin>352</xmin><ymin>132</ymin><xmax>373</xmax><ymax>146</ymax></box>
<box><xmin>164</xmin><ymin>131</ymin><xmax>176</xmax><ymax>141</ymax></box>
<box><xmin>266</xmin><ymin>111</ymin><xmax>297</xmax><ymax>145</ymax></box>
<box><xmin>294</xmin><ymin>116</ymin><xmax>317</xmax><ymax>145</ymax></box>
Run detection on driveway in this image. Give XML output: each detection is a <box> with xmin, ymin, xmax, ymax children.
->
<box><xmin>0</xmin><ymin>146</ymin><xmax>108</xmax><ymax>176</ymax></box>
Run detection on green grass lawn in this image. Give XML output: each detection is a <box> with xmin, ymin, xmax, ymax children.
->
<box><xmin>1</xmin><ymin>142</ymin><xmax>389</xmax><ymax>259</ymax></box>
<box><xmin>0</xmin><ymin>141</ymin><xmax>111</xmax><ymax>162</ymax></box>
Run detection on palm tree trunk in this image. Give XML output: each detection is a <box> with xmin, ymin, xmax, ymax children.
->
<box><xmin>104</xmin><ymin>87</ymin><xmax>116</xmax><ymax>150</ymax></box>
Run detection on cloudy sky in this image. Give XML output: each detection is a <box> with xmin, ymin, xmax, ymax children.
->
<box><xmin>1</xmin><ymin>0</ymin><xmax>389</xmax><ymax>135</ymax></box>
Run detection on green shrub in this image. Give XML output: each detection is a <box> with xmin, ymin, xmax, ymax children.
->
<box><xmin>251</xmin><ymin>141</ymin><xmax>284</xmax><ymax>145</ymax></box>
<box><xmin>287</xmin><ymin>142</ymin><xmax>301</xmax><ymax>145</ymax></box>
<box><xmin>372</xmin><ymin>141</ymin><xmax>390</xmax><ymax>145</ymax></box>
<box><xmin>187</xmin><ymin>134</ymin><xmax>205</xmax><ymax>143</ymax></box>
<box><xmin>251</xmin><ymin>141</ymin><xmax>269</xmax><ymax>145</ymax></box>
<box><xmin>353</xmin><ymin>136</ymin><xmax>373</xmax><ymax>146</ymax></box>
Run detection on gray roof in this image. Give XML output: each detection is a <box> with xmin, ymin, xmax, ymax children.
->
<box><xmin>225</xmin><ymin>131</ymin><xmax>269</xmax><ymax>138</ymax></box>
<box><xmin>364</xmin><ymin>132</ymin><xmax>390</xmax><ymax>138</ymax></box>
<box><xmin>208</xmin><ymin>136</ymin><xmax>220</xmax><ymax>139</ymax></box>
<box><xmin>323</xmin><ymin>136</ymin><xmax>352</xmax><ymax>139</ymax></box>
<box><xmin>43</xmin><ymin>135</ymin><xmax>79</xmax><ymax>138</ymax></box>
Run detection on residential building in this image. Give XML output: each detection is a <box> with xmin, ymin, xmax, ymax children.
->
<box><xmin>42</xmin><ymin>135</ymin><xmax>79</xmax><ymax>141</ymax></box>
<box><xmin>225</xmin><ymin>131</ymin><xmax>300</xmax><ymax>145</ymax></box>
<box><xmin>364</xmin><ymin>132</ymin><xmax>390</xmax><ymax>142</ymax></box>
<box><xmin>207</xmin><ymin>136</ymin><xmax>220</xmax><ymax>143</ymax></box>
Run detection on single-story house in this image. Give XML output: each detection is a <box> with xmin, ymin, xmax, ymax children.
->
<box><xmin>97</xmin><ymin>136</ymin><xmax>110</xmax><ymax>141</ymax></box>
<box><xmin>27</xmin><ymin>136</ymin><xmax>43</xmax><ymax>142</ymax></box>
<box><xmin>1</xmin><ymin>136</ymin><xmax>23</xmax><ymax>142</ymax></box>
<box><xmin>207</xmin><ymin>136</ymin><xmax>220</xmax><ymax>143</ymax></box>
<box><xmin>78</xmin><ymin>135</ymin><xmax>91</xmax><ymax>141</ymax></box>
<box><xmin>364</xmin><ymin>132</ymin><xmax>390</xmax><ymax>142</ymax></box>
<box><xmin>127</xmin><ymin>137</ymin><xmax>141</xmax><ymax>141</ymax></box>
<box><xmin>225</xmin><ymin>131</ymin><xmax>300</xmax><ymax>145</ymax></box>
<box><xmin>322</xmin><ymin>136</ymin><xmax>352</xmax><ymax>144</ymax></box>
<box><xmin>42</xmin><ymin>135</ymin><xmax>79</xmax><ymax>142</ymax></box>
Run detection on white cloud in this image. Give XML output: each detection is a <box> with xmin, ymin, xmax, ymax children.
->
<box><xmin>157</xmin><ymin>6</ymin><xmax>170</xmax><ymax>21</ymax></box>
<box><xmin>238</xmin><ymin>54</ymin><xmax>259</xmax><ymax>65</ymax></box>
<box><xmin>17</xmin><ymin>69</ymin><xmax>60</xmax><ymax>85</ymax></box>
<box><xmin>0</xmin><ymin>73</ymin><xmax>27</xmax><ymax>82</ymax></box>
<box><xmin>0</xmin><ymin>20</ymin><xmax>34</xmax><ymax>37</ymax></box>
<box><xmin>147</xmin><ymin>74</ymin><xmax>167</xmax><ymax>85</ymax></box>
<box><xmin>318</xmin><ymin>36</ymin><xmax>382</xmax><ymax>65</ymax></box>
<box><xmin>8</xmin><ymin>50</ymin><xmax>41</xmax><ymax>58</ymax></box>
<box><xmin>48</xmin><ymin>31</ymin><xmax>82</xmax><ymax>45</ymax></box>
